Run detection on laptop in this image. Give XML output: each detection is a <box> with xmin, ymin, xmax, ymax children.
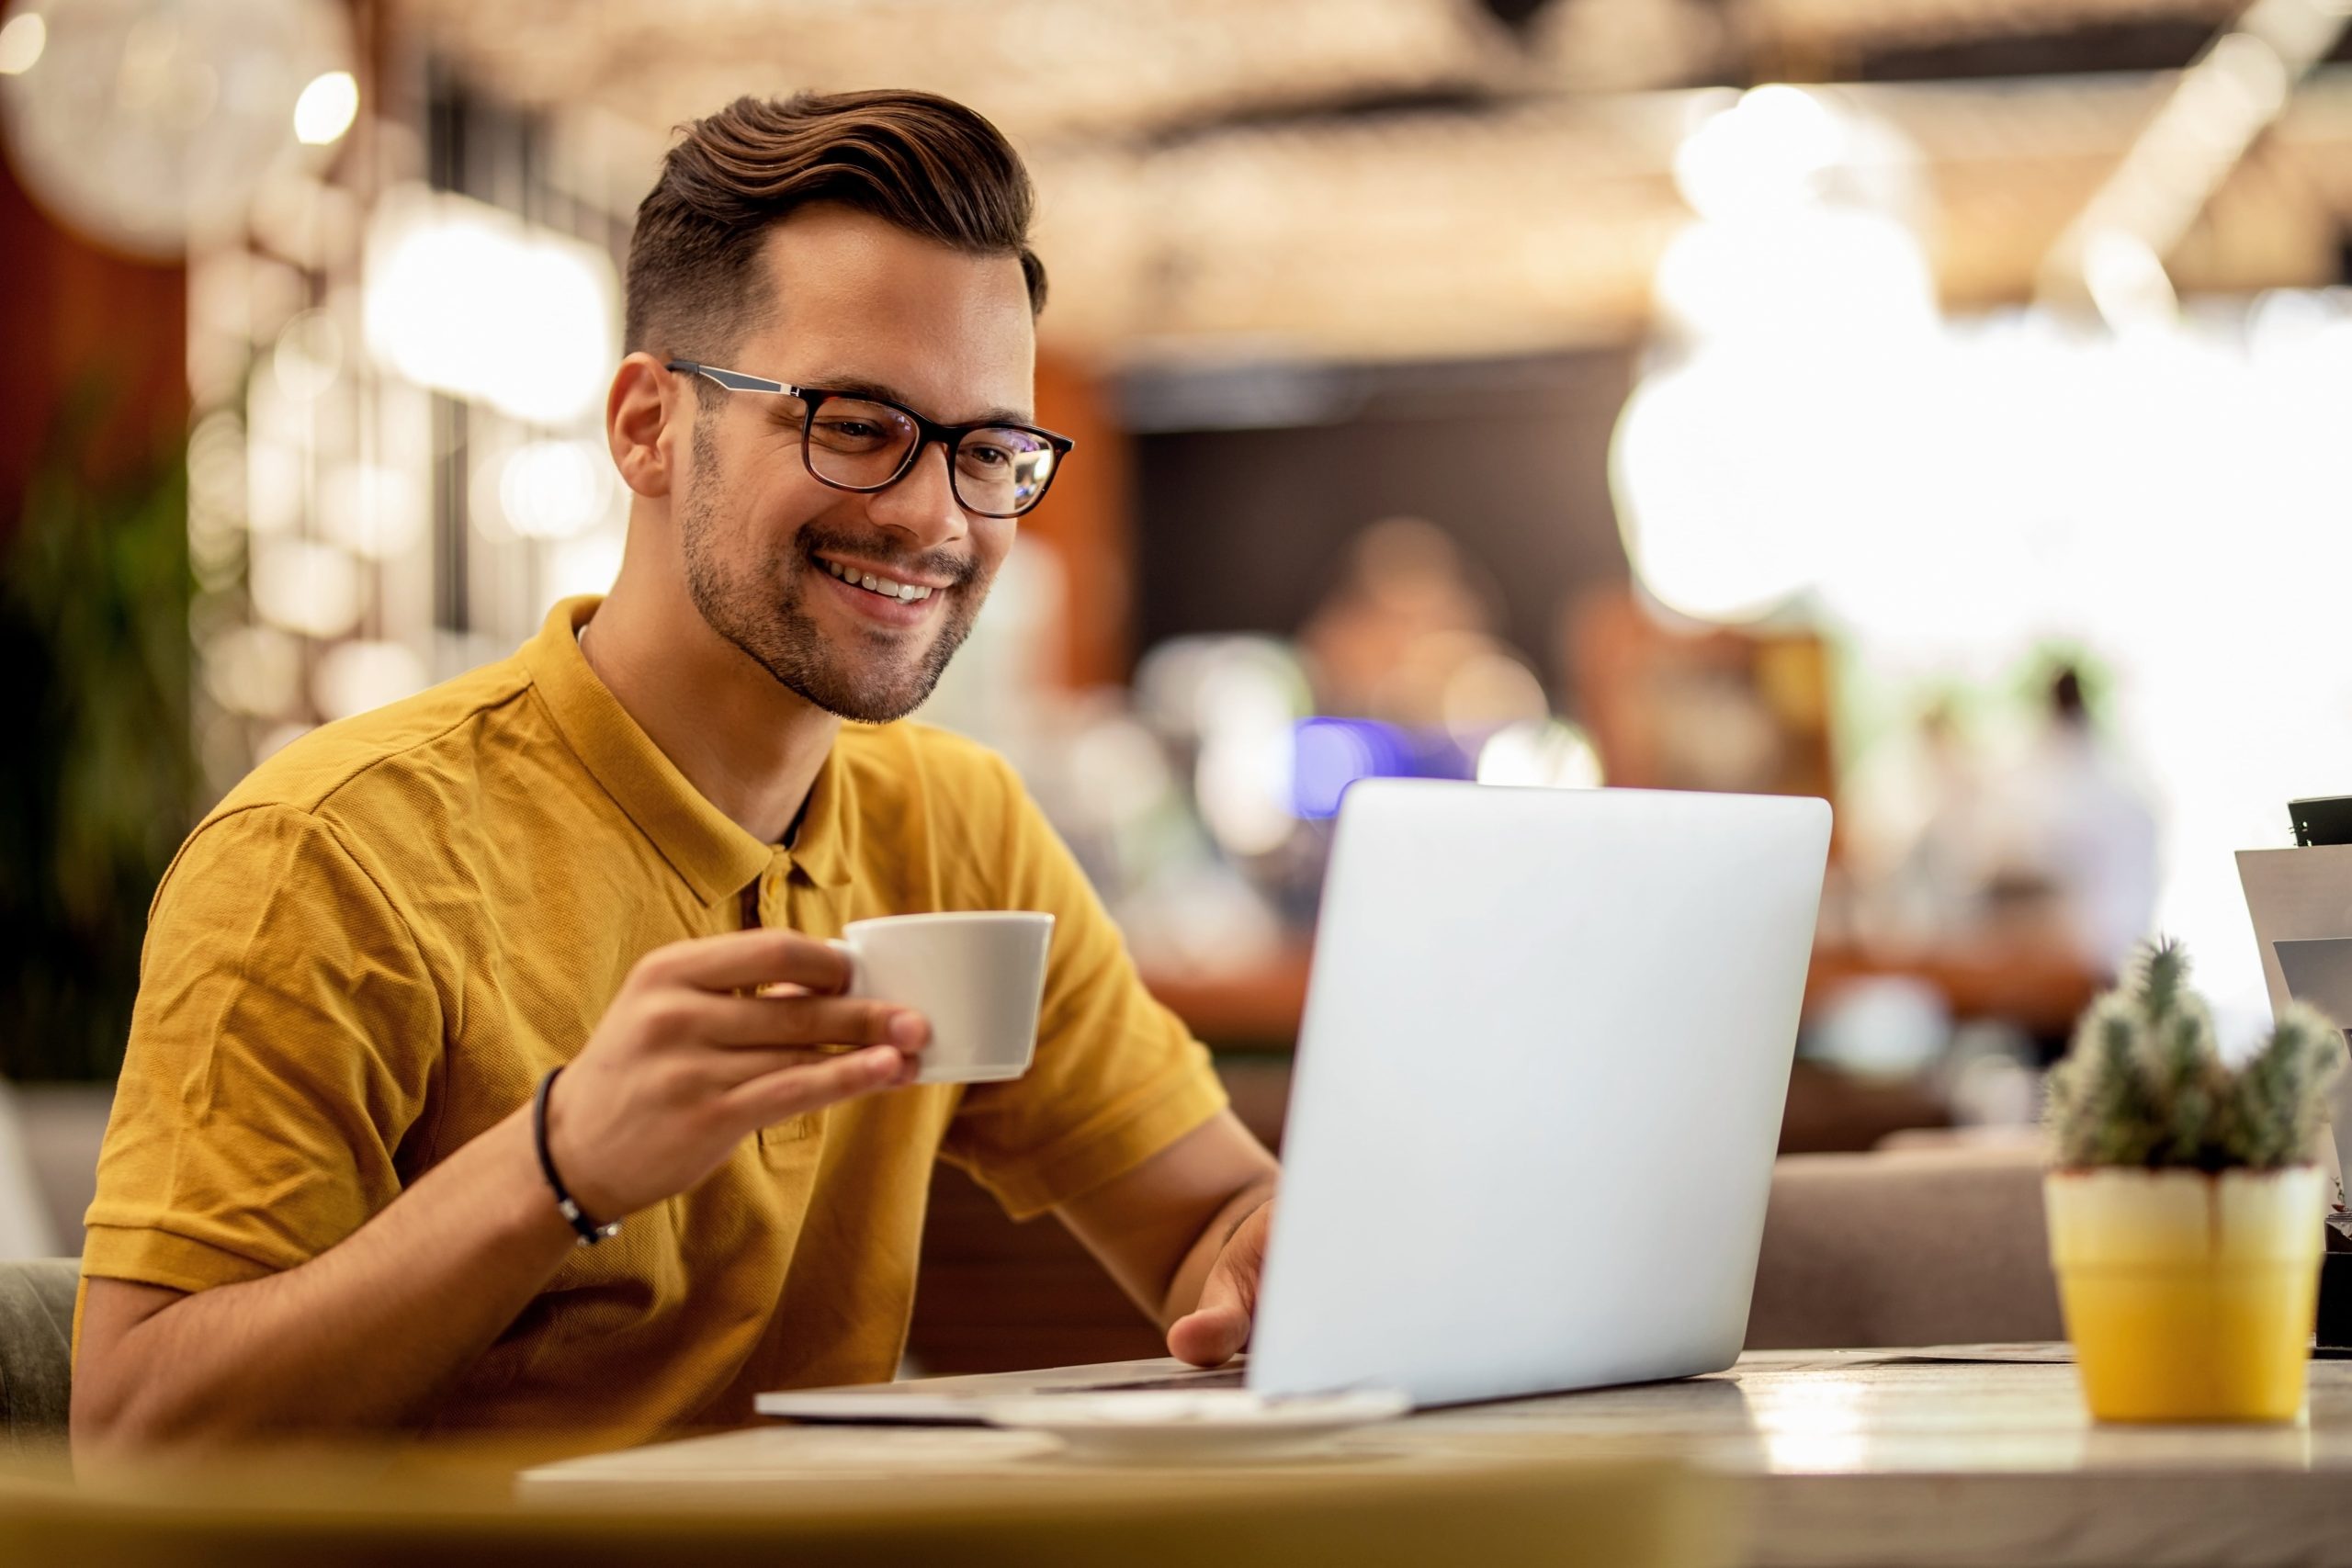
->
<box><xmin>759</xmin><ymin>779</ymin><xmax>1831</xmax><ymax>1423</ymax></box>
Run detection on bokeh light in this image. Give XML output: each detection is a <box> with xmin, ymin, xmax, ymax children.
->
<box><xmin>291</xmin><ymin>68</ymin><xmax>356</xmax><ymax>145</ymax></box>
<box><xmin>498</xmin><ymin>439</ymin><xmax>616</xmax><ymax>540</ymax></box>
<box><xmin>0</xmin><ymin>11</ymin><xmax>46</xmax><ymax>75</ymax></box>
<box><xmin>248</xmin><ymin>536</ymin><xmax>362</xmax><ymax>639</ymax></box>
<box><xmin>363</xmin><ymin>187</ymin><xmax>617</xmax><ymax>426</ymax></box>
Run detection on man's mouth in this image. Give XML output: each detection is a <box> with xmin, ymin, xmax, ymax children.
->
<box><xmin>818</xmin><ymin>557</ymin><xmax>940</xmax><ymax>604</ymax></box>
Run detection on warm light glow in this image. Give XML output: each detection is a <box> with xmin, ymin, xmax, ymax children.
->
<box><xmin>313</xmin><ymin>639</ymin><xmax>425</xmax><ymax>721</ymax></box>
<box><xmin>1653</xmin><ymin>207</ymin><xmax>1936</xmax><ymax>347</ymax></box>
<box><xmin>1624</xmin><ymin>87</ymin><xmax>1936</xmax><ymax>622</ymax></box>
<box><xmin>202</xmin><ymin>625</ymin><xmax>301</xmax><ymax>718</ymax></box>
<box><xmin>1476</xmin><ymin>722</ymin><xmax>1603</xmax><ymax>791</ymax></box>
<box><xmin>1611</xmin><ymin>345</ymin><xmax>1905</xmax><ymax>622</ymax></box>
<box><xmin>548</xmin><ymin>526</ymin><xmax>627</xmax><ymax>603</ymax></box>
<box><xmin>1671</xmin><ymin>85</ymin><xmax>1844</xmax><ymax>222</ymax></box>
<box><xmin>497</xmin><ymin>439</ymin><xmax>614</xmax><ymax>540</ymax></box>
<box><xmin>1180</xmin><ymin>639</ymin><xmax>1307</xmax><ymax>857</ymax></box>
<box><xmin>2081</xmin><ymin>229</ymin><xmax>2178</xmax><ymax>333</ymax></box>
<box><xmin>1700</xmin><ymin>292</ymin><xmax>2352</xmax><ymax>1029</ymax></box>
<box><xmin>292</xmin><ymin>69</ymin><xmax>359</xmax><ymax>146</ymax></box>
<box><xmin>364</xmin><ymin>188</ymin><xmax>618</xmax><ymax>426</ymax></box>
<box><xmin>0</xmin><ymin>10</ymin><xmax>44</xmax><ymax>75</ymax></box>
<box><xmin>1751</xmin><ymin>1375</ymin><xmax>1876</xmax><ymax>1473</ymax></box>
<box><xmin>249</xmin><ymin>538</ymin><xmax>363</xmax><ymax>640</ymax></box>
<box><xmin>1196</xmin><ymin>731</ymin><xmax>1296</xmax><ymax>857</ymax></box>
<box><xmin>1439</xmin><ymin>653</ymin><xmax>1548</xmax><ymax>742</ymax></box>
<box><xmin>270</xmin><ymin>310</ymin><xmax>344</xmax><ymax>401</ymax></box>
<box><xmin>319</xmin><ymin>463</ymin><xmax>427</xmax><ymax>561</ymax></box>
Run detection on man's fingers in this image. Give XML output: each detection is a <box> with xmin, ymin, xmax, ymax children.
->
<box><xmin>689</xmin><ymin>1044</ymin><xmax>850</xmax><ymax>1081</ymax></box>
<box><xmin>1169</xmin><ymin>1201</ymin><xmax>1272</xmax><ymax>1367</ymax></box>
<box><xmin>688</xmin><ymin>993</ymin><xmax>928</xmax><ymax>1053</ymax></box>
<box><xmin>1168</xmin><ymin>1285</ymin><xmax>1252</xmax><ymax>1367</ymax></box>
<box><xmin>718</xmin><ymin>1045</ymin><xmax>911</xmax><ymax>1124</ymax></box>
<box><xmin>639</xmin><ymin>926</ymin><xmax>853</xmax><ymax>995</ymax></box>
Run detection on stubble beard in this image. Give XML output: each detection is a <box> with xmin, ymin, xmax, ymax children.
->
<box><xmin>678</xmin><ymin>416</ymin><xmax>987</xmax><ymax>725</ymax></box>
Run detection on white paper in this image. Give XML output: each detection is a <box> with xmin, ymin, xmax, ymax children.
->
<box><xmin>2236</xmin><ymin>846</ymin><xmax>2352</xmax><ymax>1184</ymax></box>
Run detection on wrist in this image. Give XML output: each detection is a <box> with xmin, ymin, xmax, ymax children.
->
<box><xmin>486</xmin><ymin>1106</ymin><xmax>589</xmax><ymax>1252</ymax></box>
<box><xmin>537</xmin><ymin>1066</ymin><xmax>630</xmax><ymax>1230</ymax></box>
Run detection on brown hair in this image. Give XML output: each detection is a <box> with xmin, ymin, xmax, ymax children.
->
<box><xmin>624</xmin><ymin>89</ymin><xmax>1046</xmax><ymax>359</ymax></box>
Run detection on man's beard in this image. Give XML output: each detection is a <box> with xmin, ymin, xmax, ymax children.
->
<box><xmin>679</xmin><ymin>419</ymin><xmax>987</xmax><ymax>724</ymax></box>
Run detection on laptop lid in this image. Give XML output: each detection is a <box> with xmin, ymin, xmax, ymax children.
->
<box><xmin>1247</xmin><ymin>781</ymin><xmax>1831</xmax><ymax>1406</ymax></box>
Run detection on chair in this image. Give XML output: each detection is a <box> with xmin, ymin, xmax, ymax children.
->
<box><xmin>0</xmin><ymin>1079</ymin><xmax>66</xmax><ymax>1258</ymax></box>
<box><xmin>0</xmin><ymin>1258</ymin><xmax>77</xmax><ymax>1458</ymax></box>
<box><xmin>1746</xmin><ymin>1143</ymin><xmax>2062</xmax><ymax>1348</ymax></box>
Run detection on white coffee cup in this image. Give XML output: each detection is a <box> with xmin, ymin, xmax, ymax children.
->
<box><xmin>831</xmin><ymin>912</ymin><xmax>1055</xmax><ymax>1085</ymax></box>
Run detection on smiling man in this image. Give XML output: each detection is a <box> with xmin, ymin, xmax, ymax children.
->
<box><xmin>72</xmin><ymin>90</ymin><xmax>1278</xmax><ymax>1455</ymax></box>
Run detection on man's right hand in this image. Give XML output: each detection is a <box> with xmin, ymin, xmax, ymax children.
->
<box><xmin>543</xmin><ymin>926</ymin><xmax>928</xmax><ymax>1221</ymax></box>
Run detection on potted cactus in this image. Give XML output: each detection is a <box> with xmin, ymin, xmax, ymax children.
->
<box><xmin>2043</xmin><ymin>941</ymin><xmax>2343</xmax><ymax>1422</ymax></box>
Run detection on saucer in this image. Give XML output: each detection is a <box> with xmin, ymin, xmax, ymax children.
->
<box><xmin>978</xmin><ymin>1388</ymin><xmax>1409</xmax><ymax>1465</ymax></box>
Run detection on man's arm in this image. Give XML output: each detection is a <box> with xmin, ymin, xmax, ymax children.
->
<box><xmin>1053</xmin><ymin>1110</ymin><xmax>1278</xmax><ymax>1366</ymax></box>
<box><xmin>77</xmin><ymin>1107</ymin><xmax>583</xmax><ymax>1448</ymax></box>
<box><xmin>74</xmin><ymin>927</ymin><xmax>927</xmax><ymax>1455</ymax></box>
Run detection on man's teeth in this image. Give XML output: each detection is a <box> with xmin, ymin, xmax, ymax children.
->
<box><xmin>821</xmin><ymin>558</ymin><xmax>935</xmax><ymax>603</ymax></box>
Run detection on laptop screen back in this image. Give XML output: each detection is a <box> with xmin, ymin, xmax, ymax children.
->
<box><xmin>1247</xmin><ymin>781</ymin><xmax>1831</xmax><ymax>1406</ymax></box>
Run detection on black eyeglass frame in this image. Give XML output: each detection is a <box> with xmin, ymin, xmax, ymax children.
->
<box><xmin>665</xmin><ymin>359</ymin><xmax>1075</xmax><ymax>520</ymax></box>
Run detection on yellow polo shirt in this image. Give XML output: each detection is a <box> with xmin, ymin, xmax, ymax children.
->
<box><xmin>82</xmin><ymin>595</ymin><xmax>1226</xmax><ymax>1448</ymax></box>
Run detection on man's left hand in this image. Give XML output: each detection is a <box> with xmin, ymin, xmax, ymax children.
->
<box><xmin>1168</xmin><ymin>1198</ymin><xmax>1272</xmax><ymax>1366</ymax></box>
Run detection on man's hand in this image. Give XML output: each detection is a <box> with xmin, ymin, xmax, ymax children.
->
<box><xmin>73</xmin><ymin>922</ymin><xmax>933</xmax><ymax>1453</ymax></box>
<box><xmin>1169</xmin><ymin>1196</ymin><xmax>1272</xmax><ymax>1366</ymax></box>
<box><xmin>547</xmin><ymin>925</ymin><xmax>929</xmax><ymax>1221</ymax></box>
<box><xmin>1052</xmin><ymin>1111</ymin><xmax>1279</xmax><ymax>1368</ymax></box>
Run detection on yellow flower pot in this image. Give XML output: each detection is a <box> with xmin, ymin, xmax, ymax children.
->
<box><xmin>2045</xmin><ymin>1166</ymin><xmax>2324</xmax><ymax>1423</ymax></box>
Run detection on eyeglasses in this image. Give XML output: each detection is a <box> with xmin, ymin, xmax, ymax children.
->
<box><xmin>665</xmin><ymin>360</ymin><xmax>1073</xmax><ymax>520</ymax></box>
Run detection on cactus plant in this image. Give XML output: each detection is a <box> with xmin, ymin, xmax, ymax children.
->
<box><xmin>2045</xmin><ymin>940</ymin><xmax>2344</xmax><ymax>1171</ymax></box>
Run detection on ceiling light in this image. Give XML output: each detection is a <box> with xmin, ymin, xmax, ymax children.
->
<box><xmin>292</xmin><ymin>67</ymin><xmax>356</xmax><ymax>145</ymax></box>
<box><xmin>0</xmin><ymin>11</ymin><xmax>45</xmax><ymax>75</ymax></box>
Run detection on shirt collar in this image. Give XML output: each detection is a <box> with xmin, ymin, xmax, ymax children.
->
<box><xmin>522</xmin><ymin>595</ymin><xmax>781</xmax><ymax>906</ymax></box>
<box><xmin>788</xmin><ymin>733</ymin><xmax>857</xmax><ymax>891</ymax></box>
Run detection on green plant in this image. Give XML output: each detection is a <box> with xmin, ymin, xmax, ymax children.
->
<box><xmin>2045</xmin><ymin>940</ymin><xmax>2344</xmax><ymax>1170</ymax></box>
<box><xmin>0</xmin><ymin>378</ymin><xmax>197</xmax><ymax>1081</ymax></box>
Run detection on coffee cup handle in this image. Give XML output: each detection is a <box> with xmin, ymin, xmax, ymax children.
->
<box><xmin>825</xmin><ymin>937</ymin><xmax>861</xmax><ymax>998</ymax></box>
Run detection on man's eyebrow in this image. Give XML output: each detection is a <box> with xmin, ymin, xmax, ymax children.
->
<box><xmin>796</xmin><ymin>372</ymin><xmax>1031</xmax><ymax>427</ymax></box>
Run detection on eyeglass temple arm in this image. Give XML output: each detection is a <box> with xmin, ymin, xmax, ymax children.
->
<box><xmin>663</xmin><ymin>360</ymin><xmax>798</xmax><ymax>396</ymax></box>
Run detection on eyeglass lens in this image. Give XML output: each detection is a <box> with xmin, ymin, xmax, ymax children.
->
<box><xmin>806</xmin><ymin>398</ymin><xmax>1059</xmax><ymax>516</ymax></box>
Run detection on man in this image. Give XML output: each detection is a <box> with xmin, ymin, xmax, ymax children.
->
<box><xmin>73</xmin><ymin>89</ymin><xmax>1278</xmax><ymax>1455</ymax></box>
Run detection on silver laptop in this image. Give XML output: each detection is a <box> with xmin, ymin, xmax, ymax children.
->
<box><xmin>760</xmin><ymin>780</ymin><xmax>1831</xmax><ymax>1422</ymax></box>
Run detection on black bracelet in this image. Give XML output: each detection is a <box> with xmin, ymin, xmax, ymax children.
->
<box><xmin>533</xmin><ymin>1066</ymin><xmax>620</xmax><ymax>1246</ymax></box>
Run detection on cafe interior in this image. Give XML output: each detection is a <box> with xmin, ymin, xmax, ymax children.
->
<box><xmin>5</xmin><ymin>0</ymin><xmax>2352</xmax><ymax>1562</ymax></box>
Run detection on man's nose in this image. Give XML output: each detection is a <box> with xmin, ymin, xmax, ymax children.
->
<box><xmin>864</xmin><ymin>439</ymin><xmax>968</xmax><ymax>554</ymax></box>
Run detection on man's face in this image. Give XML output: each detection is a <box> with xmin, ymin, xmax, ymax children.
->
<box><xmin>673</xmin><ymin>204</ymin><xmax>1036</xmax><ymax>723</ymax></box>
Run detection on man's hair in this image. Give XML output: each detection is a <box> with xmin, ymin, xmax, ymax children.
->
<box><xmin>624</xmin><ymin>89</ymin><xmax>1046</xmax><ymax>359</ymax></box>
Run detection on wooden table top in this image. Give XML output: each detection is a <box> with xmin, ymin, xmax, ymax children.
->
<box><xmin>521</xmin><ymin>1347</ymin><xmax>2352</xmax><ymax>1567</ymax></box>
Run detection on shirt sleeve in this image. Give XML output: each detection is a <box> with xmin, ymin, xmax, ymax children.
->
<box><xmin>939</xmin><ymin>756</ymin><xmax>1228</xmax><ymax>1220</ymax></box>
<box><xmin>81</xmin><ymin>804</ymin><xmax>444</xmax><ymax>1295</ymax></box>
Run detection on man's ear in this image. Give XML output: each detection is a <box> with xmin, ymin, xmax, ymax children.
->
<box><xmin>607</xmin><ymin>352</ymin><xmax>680</xmax><ymax>500</ymax></box>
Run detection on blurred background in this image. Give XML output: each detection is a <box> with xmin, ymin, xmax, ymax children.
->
<box><xmin>4</xmin><ymin>0</ymin><xmax>2350</xmax><ymax>1364</ymax></box>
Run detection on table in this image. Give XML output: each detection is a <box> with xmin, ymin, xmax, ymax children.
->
<box><xmin>521</xmin><ymin>1347</ymin><xmax>2352</xmax><ymax>1568</ymax></box>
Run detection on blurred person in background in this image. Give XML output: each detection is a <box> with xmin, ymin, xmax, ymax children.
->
<box><xmin>1843</xmin><ymin>697</ymin><xmax>2002</xmax><ymax>950</ymax></box>
<box><xmin>1845</xmin><ymin>665</ymin><xmax>2157</xmax><ymax>978</ymax></box>
<box><xmin>1297</xmin><ymin>515</ymin><xmax>1532</xmax><ymax>728</ymax></box>
<box><xmin>1984</xmin><ymin>664</ymin><xmax>2159</xmax><ymax>976</ymax></box>
<box><xmin>72</xmin><ymin>89</ymin><xmax>1278</xmax><ymax>1458</ymax></box>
